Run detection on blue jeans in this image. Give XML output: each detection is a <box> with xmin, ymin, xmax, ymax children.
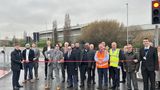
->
<box><xmin>97</xmin><ymin>68</ymin><xmax>108</xmax><ymax>87</ymax></box>
<box><xmin>24</xmin><ymin>62</ymin><xmax>33</xmax><ymax>80</ymax></box>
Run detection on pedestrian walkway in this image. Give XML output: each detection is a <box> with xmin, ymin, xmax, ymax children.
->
<box><xmin>0</xmin><ymin>70</ymin><xmax>10</xmax><ymax>78</ymax></box>
<box><xmin>0</xmin><ymin>63</ymin><xmax>153</xmax><ymax>90</ymax></box>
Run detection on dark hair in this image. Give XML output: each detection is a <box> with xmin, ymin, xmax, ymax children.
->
<box><xmin>14</xmin><ymin>43</ymin><xmax>20</xmax><ymax>46</ymax></box>
<box><xmin>143</xmin><ymin>38</ymin><xmax>150</xmax><ymax>41</ymax></box>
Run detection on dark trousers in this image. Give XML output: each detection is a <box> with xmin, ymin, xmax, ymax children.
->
<box><xmin>91</xmin><ymin>67</ymin><xmax>96</xmax><ymax>83</ymax></box>
<box><xmin>87</xmin><ymin>68</ymin><xmax>92</xmax><ymax>84</ymax></box>
<box><xmin>24</xmin><ymin>62</ymin><xmax>33</xmax><ymax>80</ymax></box>
<box><xmin>45</xmin><ymin>61</ymin><xmax>48</xmax><ymax>78</ymax></box>
<box><xmin>33</xmin><ymin>62</ymin><xmax>39</xmax><ymax>78</ymax></box>
<box><xmin>126</xmin><ymin>72</ymin><xmax>138</xmax><ymax>90</ymax></box>
<box><xmin>45</xmin><ymin>62</ymin><xmax>53</xmax><ymax>79</ymax></box>
<box><xmin>142</xmin><ymin>69</ymin><xmax>155</xmax><ymax>90</ymax></box>
<box><xmin>61</xmin><ymin>63</ymin><xmax>66</xmax><ymax>81</ymax></box>
<box><xmin>67</xmin><ymin>66</ymin><xmax>78</xmax><ymax>88</ymax></box>
<box><xmin>80</xmin><ymin>64</ymin><xmax>88</xmax><ymax>85</ymax></box>
<box><xmin>120</xmin><ymin>64</ymin><xmax>126</xmax><ymax>81</ymax></box>
<box><xmin>12</xmin><ymin>70</ymin><xmax>20</xmax><ymax>88</ymax></box>
<box><xmin>110</xmin><ymin>66</ymin><xmax>120</xmax><ymax>88</ymax></box>
<box><xmin>97</xmin><ymin>68</ymin><xmax>108</xmax><ymax>87</ymax></box>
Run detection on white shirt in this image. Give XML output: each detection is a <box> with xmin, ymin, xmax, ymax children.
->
<box><xmin>47</xmin><ymin>46</ymin><xmax>51</xmax><ymax>51</ymax></box>
<box><xmin>144</xmin><ymin>46</ymin><xmax>150</xmax><ymax>49</ymax></box>
<box><xmin>26</xmin><ymin>49</ymin><xmax>30</xmax><ymax>62</ymax></box>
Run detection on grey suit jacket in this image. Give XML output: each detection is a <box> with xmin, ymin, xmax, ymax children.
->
<box><xmin>45</xmin><ymin>49</ymin><xmax>63</xmax><ymax>69</ymax></box>
<box><xmin>32</xmin><ymin>48</ymin><xmax>40</xmax><ymax>61</ymax></box>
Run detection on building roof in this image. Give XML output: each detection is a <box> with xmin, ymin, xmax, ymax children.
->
<box><xmin>39</xmin><ymin>24</ymin><xmax>85</xmax><ymax>34</ymax></box>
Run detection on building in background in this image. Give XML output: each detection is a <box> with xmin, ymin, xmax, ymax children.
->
<box><xmin>35</xmin><ymin>24</ymin><xmax>160</xmax><ymax>43</ymax></box>
<box><xmin>38</xmin><ymin>24</ymin><xmax>85</xmax><ymax>43</ymax></box>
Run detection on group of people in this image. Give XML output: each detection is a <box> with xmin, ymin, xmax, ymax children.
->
<box><xmin>11</xmin><ymin>43</ymin><xmax>40</xmax><ymax>90</ymax></box>
<box><xmin>10</xmin><ymin>37</ymin><xmax>159</xmax><ymax>90</ymax></box>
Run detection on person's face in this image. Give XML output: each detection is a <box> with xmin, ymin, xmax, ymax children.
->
<box><xmin>32</xmin><ymin>43</ymin><xmax>36</xmax><ymax>48</ymax></box>
<box><xmin>143</xmin><ymin>39</ymin><xmax>150</xmax><ymax>47</ymax></box>
<box><xmin>55</xmin><ymin>45</ymin><xmax>59</xmax><ymax>50</ymax></box>
<box><xmin>123</xmin><ymin>46</ymin><xmax>128</xmax><ymax>52</ymax></box>
<box><xmin>47</xmin><ymin>41</ymin><xmax>51</xmax><ymax>46</ymax></box>
<box><xmin>99</xmin><ymin>44</ymin><xmax>104</xmax><ymax>51</ymax></box>
<box><xmin>90</xmin><ymin>45</ymin><xmax>94</xmax><ymax>50</ymax></box>
<box><xmin>111</xmin><ymin>43</ymin><xmax>117</xmax><ymax>49</ymax></box>
<box><xmin>59</xmin><ymin>43</ymin><xmax>62</xmax><ymax>47</ymax></box>
<box><xmin>158</xmin><ymin>47</ymin><xmax>160</xmax><ymax>52</ymax></box>
<box><xmin>127</xmin><ymin>45</ymin><xmax>133</xmax><ymax>52</ymax></box>
<box><xmin>68</xmin><ymin>46</ymin><xmax>72</xmax><ymax>51</ymax></box>
<box><xmin>26</xmin><ymin>44</ymin><xmax>30</xmax><ymax>49</ymax></box>
<box><xmin>75</xmin><ymin>43</ymin><xmax>80</xmax><ymax>48</ymax></box>
<box><xmin>64</xmin><ymin>42</ymin><xmax>69</xmax><ymax>47</ymax></box>
<box><xmin>101</xmin><ymin>42</ymin><xmax>105</xmax><ymax>46</ymax></box>
<box><xmin>15</xmin><ymin>45</ymin><xmax>20</xmax><ymax>50</ymax></box>
<box><xmin>71</xmin><ymin>44</ymin><xmax>75</xmax><ymax>48</ymax></box>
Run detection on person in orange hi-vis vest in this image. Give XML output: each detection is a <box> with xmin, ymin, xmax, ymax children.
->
<box><xmin>95</xmin><ymin>43</ymin><xmax>109</xmax><ymax>90</ymax></box>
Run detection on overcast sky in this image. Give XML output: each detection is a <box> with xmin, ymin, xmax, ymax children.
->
<box><xmin>0</xmin><ymin>0</ymin><xmax>151</xmax><ymax>39</ymax></box>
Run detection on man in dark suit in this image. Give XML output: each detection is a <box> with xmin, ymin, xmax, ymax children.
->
<box><xmin>139</xmin><ymin>38</ymin><xmax>159</xmax><ymax>90</ymax></box>
<box><xmin>65</xmin><ymin>46</ymin><xmax>78</xmax><ymax>90</ymax></box>
<box><xmin>79</xmin><ymin>43</ymin><xmax>90</xmax><ymax>88</ymax></box>
<box><xmin>11</xmin><ymin>43</ymin><xmax>23</xmax><ymax>90</ymax></box>
<box><xmin>22</xmin><ymin>43</ymin><xmax>35</xmax><ymax>83</ymax></box>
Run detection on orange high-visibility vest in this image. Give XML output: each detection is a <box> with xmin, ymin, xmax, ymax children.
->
<box><xmin>96</xmin><ymin>51</ymin><xmax>109</xmax><ymax>68</ymax></box>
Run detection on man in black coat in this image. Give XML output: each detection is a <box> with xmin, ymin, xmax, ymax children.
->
<box><xmin>79</xmin><ymin>43</ymin><xmax>90</xmax><ymax>88</ymax></box>
<box><xmin>65</xmin><ymin>46</ymin><xmax>78</xmax><ymax>90</ymax></box>
<box><xmin>11</xmin><ymin>43</ymin><xmax>23</xmax><ymax>90</ymax></box>
<box><xmin>139</xmin><ymin>38</ymin><xmax>159</xmax><ymax>90</ymax></box>
<box><xmin>22</xmin><ymin>43</ymin><xmax>35</xmax><ymax>83</ymax></box>
<box><xmin>87</xmin><ymin>44</ymin><xmax>96</xmax><ymax>85</ymax></box>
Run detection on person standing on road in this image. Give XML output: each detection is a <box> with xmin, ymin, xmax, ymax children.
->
<box><xmin>156</xmin><ymin>46</ymin><xmax>160</xmax><ymax>89</ymax></box>
<box><xmin>124</xmin><ymin>44</ymin><xmax>139</xmax><ymax>90</ymax></box>
<box><xmin>42</xmin><ymin>39</ymin><xmax>54</xmax><ymax>80</ymax></box>
<box><xmin>88</xmin><ymin>44</ymin><xmax>96</xmax><ymax>84</ymax></box>
<box><xmin>139</xmin><ymin>38</ymin><xmax>159</xmax><ymax>90</ymax></box>
<box><xmin>22</xmin><ymin>43</ymin><xmax>35</xmax><ymax>83</ymax></box>
<box><xmin>95</xmin><ymin>43</ymin><xmax>109</xmax><ymax>89</ymax></box>
<box><xmin>11</xmin><ymin>43</ymin><xmax>23</xmax><ymax>90</ymax></box>
<box><xmin>61</xmin><ymin>42</ymin><xmax>69</xmax><ymax>83</ymax></box>
<box><xmin>31</xmin><ymin>42</ymin><xmax>40</xmax><ymax>80</ymax></box>
<box><xmin>109</xmin><ymin>42</ymin><xmax>123</xmax><ymax>90</ymax></box>
<box><xmin>45</xmin><ymin>44</ymin><xmax>64</xmax><ymax>90</ymax></box>
<box><xmin>79</xmin><ymin>43</ymin><xmax>90</xmax><ymax>88</ymax></box>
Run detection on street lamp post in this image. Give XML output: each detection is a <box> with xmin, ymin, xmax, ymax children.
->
<box><xmin>126</xmin><ymin>3</ymin><xmax>129</xmax><ymax>44</ymax></box>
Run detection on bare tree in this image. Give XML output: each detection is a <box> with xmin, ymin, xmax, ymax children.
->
<box><xmin>78</xmin><ymin>20</ymin><xmax>126</xmax><ymax>47</ymax></box>
<box><xmin>63</xmin><ymin>13</ymin><xmax>71</xmax><ymax>42</ymax></box>
<box><xmin>52</xmin><ymin>20</ymin><xmax>58</xmax><ymax>45</ymax></box>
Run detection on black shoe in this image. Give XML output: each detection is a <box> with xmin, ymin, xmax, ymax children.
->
<box><xmin>67</xmin><ymin>85</ymin><xmax>73</xmax><ymax>88</ymax></box>
<box><xmin>110</xmin><ymin>86</ymin><xmax>116</xmax><ymax>89</ymax></box>
<box><xmin>80</xmin><ymin>84</ymin><xmax>84</xmax><ymax>88</ymax></box>
<box><xmin>87</xmin><ymin>83</ymin><xmax>91</xmax><ymax>88</ymax></box>
<box><xmin>13</xmin><ymin>86</ymin><xmax>19</xmax><ymax>90</ymax></box>
<box><xmin>51</xmin><ymin>77</ymin><xmax>54</xmax><ymax>80</ymax></box>
<box><xmin>17</xmin><ymin>85</ymin><xmax>23</xmax><ymax>88</ymax></box>
<box><xmin>93</xmin><ymin>81</ymin><xmax>96</xmax><ymax>84</ymax></box>
<box><xmin>97</xmin><ymin>86</ymin><xmax>102</xmax><ymax>89</ymax></box>
<box><xmin>120</xmin><ymin>80</ymin><xmax>126</xmax><ymax>83</ymax></box>
<box><xmin>116</xmin><ymin>87</ymin><xmax>120</xmax><ymax>90</ymax></box>
<box><xmin>62</xmin><ymin>80</ymin><xmax>65</xmax><ymax>83</ymax></box>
